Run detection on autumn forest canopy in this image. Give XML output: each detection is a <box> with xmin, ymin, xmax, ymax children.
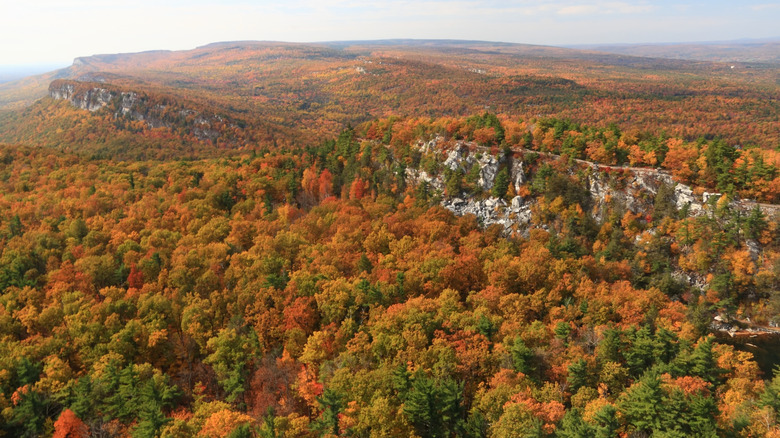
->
<box><xmin>1</xmin><ymin>40</ymin><xmax>780</xmax><ymax>437</ymax></box>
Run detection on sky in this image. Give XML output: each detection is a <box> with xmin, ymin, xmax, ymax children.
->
<box><xmin>1</xmin><ymin>0</ymin><xmax>778</xmax><ymax>69</ymax></box>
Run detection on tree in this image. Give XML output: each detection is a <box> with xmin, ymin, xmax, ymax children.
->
<box><xmin>760</xmin><ymin>366</ymin><xmax>780</xmax><ymax>413</ymax></box>
<box><xmin>509</xmin><ymin>338</ymin><xmax>536</xmax><ymax>377</ymax></box>
<box><xmin>567</xmin><ymin>359</ymin><xmax>589</xmax><ymax>392</ymax></box>
<box><xmin>312</xmin><ymin>388</ymin><xmax>343</xmax><ymax>436</ymax></box>
<box><xmin>620</xmin><ymin>373</ymin><xmax>664</xmax><ymax>435</ymax></box>
<box><xmin>653</xmin><ymin>182</ymin><xmax>678</xmax><ymax>221</ymax></box>
<box><xmin>444</xmin><ymin>167</ymin><xmax>464</xmax><ymax>198</ymax></box>
<box><xmin>590</xmin><ymin>404</ymin><xmax>620</xmax><ymax>438</ymax></box>
<box><xmin>127</xmin><ymin>264</ymin><xmax>144</xmax><ymax>289</ymax></box>
<box><xmin>134</xmin><ymin>375</ymin><xmax>181</xmax><ymax>437</ymax></box>
<box><xmin>404</xmin><ymin>373</ymin><xmax>465</xmax><ymax>438</ymax></box>
<box><xmin>688</xmin><ymin>337</ymin><xmax>719</xmax><ymax>384</ymax></box>
<box><xmin>624</xmin><ymin>326</ymin><xmax>656</xmax><ymax>377</ymax></box>
<box><xmin>199</xmin><ymin>409</ymin><xmax>254</xmax><ymax>438</ymax></box>
<box><xmin>205</xmin><ymin>326</ymin><xmax>261</xmax><ymax>404</ymax></box>
<box><xmin>557</xmin><ymin>409</ymin><xmax>593</xmax><ymax>438</ymax></box>
<box><xmin>596</xmin><ymin>328</ymin><xmax>623</xmax><ymax>365</ymax></box>
<box><xmin>492</xmin><ymin>167</ymin><xmax>509</xmax><ymax>199</ymax></box>
<box><xmin>8</xmin><ymin>387</ymin><xmax>51</xmax><ymax>438</ymax></box>
<box><xmin>53</xmin><ymin>409</ymin><xmax>89</xmax><ymax>438</ymax></box>
<box><xmin>8</xmin><ymin>214</ymin><xmax>23</xmax><ymax>237</ymax></box>
<box><xmin>104</xmin><ymin>364</ymin><xmax>140</xmax><ymax>422</ymax></box>
<box><xmin>744</xmin><ymin>206</ymin><xmax>766</xmax><ymax>240</ymax></box>
<box><xmin>491</xmin><ymin>402</ymin><xmax>544</xmax><ymax>438</ymax></box>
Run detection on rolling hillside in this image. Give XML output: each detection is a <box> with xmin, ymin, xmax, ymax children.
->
<box><xmin>574</xmin><ymin>39</ymin><xmax>780</xmax><ymax>64</ymax></box>
<box><xmin>2</xmin><ymin>40</ymin><xmax>779</xmax><ymax>152</ymax></box>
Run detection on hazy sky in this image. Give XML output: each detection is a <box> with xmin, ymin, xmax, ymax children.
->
<box><xmin>1</xmin><ymin>0</ymin><xmax>778</xmax><ymax>67</ymax></box>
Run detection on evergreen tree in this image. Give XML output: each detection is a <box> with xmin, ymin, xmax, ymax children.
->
<box><xmin>591</xmin><ymin>404</ymin><xmax>620</xmax><ymax>438</ymax></box>
<box><xmin>205</xmin><ymin>326</ymin><xmax>261</xmax><ymax>404</ymax></box>
<box><xmin>9</xmin><ymin>389</ymin><xmax>50</xmax><ymax>438</ymax></box>
<box><xmin>689</xmin><ymin>336</ymin><xmax>718</xmax><ymax>384</ymax></box>
<box><xmin>102</xmin><ymin>364</ymin><xmax>139</xmax><ymax>423</ymax></box>
<box><xmin>596</xmin><ymin>328</ymin><xmax>623</xmax><ymax>365</ymax></box>
<box><xmin>133</xmin><ymin>376</ymin><xmax>180</xmax><ymax>438</ymax></box>
<box><xmin>357</xmin><ymin>253</ymin><xmax>373</xmax><ymax>274</ymax></box>
<box><xmin>760</xmin><ymin>367</ymin><xmax>780</xmax><ymax>413</ymax></box>
<box><xmin>313</xmin><ymin>388</ymin><xmax>343</xmax><ymax>436</ymax></box>
<box><xmin>404</xmin><ymin>373</ymin><xmax>465</xmax><ymax>438</ymax></box>
<box><xmin>509</xmin><ymin>338</ymin><xmax>536</xmax><ymax>376</ymax></box>
<box><xmin>492</xmin><ymin>167</ymin><xmax>509</xmax><ymax>199</ymax></box>
<box><xmin>227</xmin><ymin>424</ymin><xmax>254</xmax><ymax>438</ymax></box>
<box><xmin>444</xmin><ymin>167</ymin><xmax>464</xmax><ymax>198</ymax></box>
<box><xmin>620</xmin><ymin>372</ymin><xmax>664</xmax><ymax>435</ymax></box>
<box><xmin>8</xmin><ymin>214</ymin><xmax>23</xmax><ymax>237</ymax></box>
<box><xmin>557</xmin><ymin>409</ymin><xmax>594</xmax><ymax>438</ymax></box>
<box><xmin>70</xmin><ymin>377</ymin><xmax>95</xmax><ymax>420</ymax></box>
<box><xmin>392</xmin><ymin>363</ymin><xmax>412</xmax><ymax>400</ymax></box>
<box><xmin>625</xmin><ymin>326</ymin><xmax>656</xmax><ymax>377</ymax></box>
<box><xmin>744</xmin><ymin>206</ymin><xmax>766</xmax><ymax>240</ymax></box>
<box><xmin>567</xmin><ymin>359</ymin><xmax>589</xmax><ymax>392</ymax></box>
<box><xmin>405</xmin><ymin>376</ymin><xmax>436</xmax><ymax>436</ymax></box>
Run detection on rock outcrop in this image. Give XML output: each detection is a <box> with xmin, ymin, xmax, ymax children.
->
<box><xmin>476</xmin><ymin>154</ymin><xmax>500</xmax><ymax>192</ymax></box>
<box><xmin>442</xmin><ymin>196</ymin><xmax>532</xmax><ymax>233</ymax></box>
<box><xmin>407</xmin><ymin>139</ymin><xmax>532</xmax><ymax>234</ymax></box>
<box><xmin>49</xmin><ymin>82</ymin><xmax>113</xmax><ymax>112</ymax></box>
<box><xmin>48</xmin><ymin>80</ymin><xmax>227</xmax><ymax>142</ymax></box>
<box><xmin>404</xmin><ymin>137</ymin><xmax>753</xmax><ymax>237</ymax></box>
<box><xmin>674</xmin><ymin>184</ymin><xmax>703</xmax><ymax>215</ymax></box>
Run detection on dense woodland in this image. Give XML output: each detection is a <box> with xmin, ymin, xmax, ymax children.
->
<box><xmin>1</xmin><ymin>116</ymin><xmax>780</xmax><ymax>437</ymax></box>
<box><xmin>1</xmin><ymin>41</ymin><xmax>780</xmax><ymax>437</ymax></box>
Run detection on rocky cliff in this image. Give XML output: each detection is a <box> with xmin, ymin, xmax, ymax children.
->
<box><xmin>405</xmin><ymin>137</ymin><xmax>773</xmax><ymax>235</ymax></box>
<box><xmin>48</xmin><ymin>79</ymin><xmax>224</xmax><ymax>141</ymax></box>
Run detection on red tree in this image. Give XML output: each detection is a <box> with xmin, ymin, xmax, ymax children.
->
<box><xmin>53</xmin><ymin>409</ymin><xmax>89</xmax><ymax>438</ymax></box>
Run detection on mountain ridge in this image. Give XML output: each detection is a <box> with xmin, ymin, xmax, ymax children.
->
<box><xmin>2</xmin><ymin>39</ymin><xmax>778</xmax><ymax>154</ymax></box>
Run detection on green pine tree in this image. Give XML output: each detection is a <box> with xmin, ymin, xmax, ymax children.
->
<box><xmin>567</xmin><ymin>359</ymin><xmax>589</xmax><ymax>392</ymax></box>
<box><xmin>620</xmin><ymin>372</ymin><xmax>664</xmax><ymax>435</ymax></box>
<box><xmin>491</xmin><ymin>167</ymin><xmax>509</xmax><ymax>199</ymax></box>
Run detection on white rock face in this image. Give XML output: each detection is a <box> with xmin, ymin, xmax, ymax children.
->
<box><xmin>51</xmin><ymin>83</ymin><xmax>145</xmax><ymax>117</ymax></box>
<box><xmin>442</xmin><ymin>196</ymin><xmax>531</xmax><ymax>233</ymax></box>
<box><xmin>511</xmin><ymin>161</ymin><xmax>525</xmax><ymax>192</ymax></box>
<box><xmin>406</xmin><ymin>137</ymin><xmax>740</xmax><ymax>238</ymax></box>
<box><xmin>588</xmin><ymin>173</ymin><xmax>610</xmax><ymax>223</ymax></box>
<box><xmin>70</xmin><ymin>88</ymin><xmax>113</xmax><ymax>112</ymax></box>
<box><xmin>49</xmin><ymin>82</ymin><xmax>221</xmax><ymax>137</ymax></box>
<box><xmin>119</xmin><ymin>92</ymin><xmax>139</xmax><ymax>116</ymax></box>
<box><xmin>407</xmin><ymin>140</ymin><xmax>532</xmax><ymax>234</ymax></box>
<box><xmin>444</xmin><ymin>144</ymin><xmax>470</xmax><ymax>171</ymax></box>
<box><xmin>477</xmin><ymin>154</ymin><xmax>499</xmax><ymax>191</ymax></box>
<box><xmin>745</xmin><ymin>239</ymin><xmax>760</xmax><ymax>261</ymax></box>
<box><xmin>414</xmin><ymin>137</ymin><xmax>444</xmax><ymax>155</ymax></box>
<box><xmin>405</xmin><ymin>168</ymin><xmax>444</xmax><ymax>193</ymax></box>
<box><xmin>49</xmin><ymin>83</ymin><xmax>75</xmax><ymax>100</ymax></box>
<box><xmin>674</xmin><ymin>184</ymin><xmax>703</xmax><ymax>215</ymax></box>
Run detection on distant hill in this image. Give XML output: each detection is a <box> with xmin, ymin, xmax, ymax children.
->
<box><xmin>0</xmin><ymin>67</ymin><xmax>75</xmax><ymax>109</ymax></box>
<box><xmin>0</xmin><ymin>39</ymin><xmax>764</xmax><ymax>111</ymax></box>
<box><xmin>1</xmin><ymin>39</ymin><xmax>779</xmax><ymax>156</ymax></box>
<box><xmin>572</xmin><ymin>39</ymin><xmax>780</xmax><ymax>64</ymax></box>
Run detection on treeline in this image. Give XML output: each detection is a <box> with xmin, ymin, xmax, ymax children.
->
<box><xmin>1</xmin><ymin>125</ymin><xmax>779</xmax><ymax>437</ymax></box>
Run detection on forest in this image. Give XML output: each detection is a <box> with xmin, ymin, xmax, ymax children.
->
<box><xmin>0</xmin><ymin>41</ymin><xmax>779</xmax><ymax>437</ymax></box>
